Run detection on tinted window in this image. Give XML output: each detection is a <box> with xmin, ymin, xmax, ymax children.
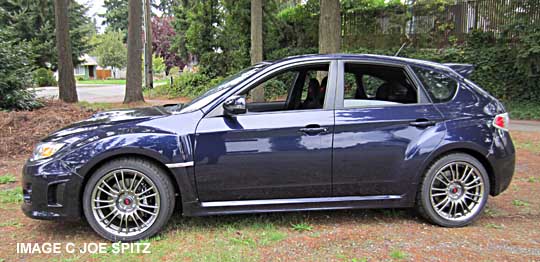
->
<box><xmin>342</xmin><ymin>63</ymin><xmax>418</xmax><ymax>108</ymax></box>
<box><xmin>413</xmin><ymin>67</ymin><xmax>458</xmax><ymax>103</ymax></box>
<box><xmin>362</xmin><ymin>75</ymin><xmax>385</xmax><ymax>98</ymax></box>
<box><xmin>241</xmin><ymin>64</ymin><xmax>330</xmax><ymax>112</ymax></box>
<box><xmin>246</xmin><ymin>71</ymin><xmax>297</xmax><ymax>103</ymax></box>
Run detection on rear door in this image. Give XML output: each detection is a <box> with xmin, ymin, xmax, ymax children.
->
<box><xmin>332</xmin><ymin>60</ymin><xmax>445</xmax><ymax>197</ymax></box>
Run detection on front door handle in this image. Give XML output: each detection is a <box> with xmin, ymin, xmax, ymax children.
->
<box><xmin>299</xmin><ymin>124</ymin><xmax>328</xmax><ymax>135</ymax></box>
<box><xmin>409</xmin><ymin>119</ymin><xmax>436</xmax><ymax>128</ymax></box>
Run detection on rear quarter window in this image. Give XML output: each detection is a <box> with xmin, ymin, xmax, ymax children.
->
<box><xmin>413</xmin><ymin>67</ymin><xmax>458</xmax><ymax>103</ymax></box>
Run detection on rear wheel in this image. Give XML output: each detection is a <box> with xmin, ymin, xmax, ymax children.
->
<box><xmin>83</xmin><ymin>157</ymin><xmax>175</xmax><ymax>241</ymax></box>
<box><xmin>416</xmin><ymin>153</ymin><xmax>489</xmax><ymax>227</ymax></box>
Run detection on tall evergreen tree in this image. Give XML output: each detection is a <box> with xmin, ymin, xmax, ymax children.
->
<box><xmin>250</xmin><ymin>0</ymin><xmax>264</xmax><ymax>102</ymax></box>
<box><xmin>54</xmin><ymin>0</ymin><xmax>78</xmax><ymax>103</ymax></box>
<box><xmin>124</xmin><ymin>0</ymin><xmax>144</xmax><ymax>103</ymax></box>
<box><xmin>100</xmin><ymin>0</ymin><xmax>129</xmax><ymax>36</ymax></box>
<box><xmin>0</xmin><ymin>0</ymin><xmax>92</xmax><ymax>69</ymax></box>
<box><xmin>319</xmin><ymin>0</ymin><xmax>341</xmax><ymax>54</ymax></box>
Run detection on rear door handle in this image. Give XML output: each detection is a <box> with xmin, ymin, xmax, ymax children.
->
<box><xmin>409</xmin><ymin>119</ymin><xmax>436</xmax><ymax>128</ymax></box>
<box><xmin>299</xmin><ymin>124</ymin><xmax>328</xmax><ymax>135</ymax></box>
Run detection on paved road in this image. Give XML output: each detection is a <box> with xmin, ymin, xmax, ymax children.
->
<box><xmin>33</xmin><ymin>84</ymin><xmax>126</xmax><ymax>103</ymax></box>
<box><xmin>512</xmin><ymin>120</ymin><xmax>540</xmax><ymax>132</ymax></box>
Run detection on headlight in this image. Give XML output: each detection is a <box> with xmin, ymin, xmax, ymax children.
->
<box><xmin>31</xmin><ymin>142</ymin><xmax>66</xmax><ymax>161</ymax></box>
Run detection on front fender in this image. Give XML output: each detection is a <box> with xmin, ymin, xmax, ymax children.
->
<box><xmin>61</xmin><ymin>133</ymin><xmax>186</xmax><ymax>177</ymax></box>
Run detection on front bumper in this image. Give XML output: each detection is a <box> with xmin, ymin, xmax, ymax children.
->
<box><xmin>21</xmin><ymin>159</ymin><xmax>83</xmax><ymax>221</ymax></box>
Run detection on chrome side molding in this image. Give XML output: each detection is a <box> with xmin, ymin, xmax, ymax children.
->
<box><xmin>201</xmin><ymin>195</ymin><xmax>402</xmax><ymax>207</ymax></box>
<box><xmin>166</xmin><ymin>161</ymin><xmax>194</xmax><ymax>168</ymax></box>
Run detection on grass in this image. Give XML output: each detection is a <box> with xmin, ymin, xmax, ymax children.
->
<box><xmin>77</xmin><ymin>101</ymin><xmax>150</xmax><ymax>111</ymax></box>
<box><xmin>485</xmin><ymin>223</ymin><xmax>505</xmax><ymax>229</ymax></box>
<box><xmin>0</xmin><ymin>187</ymin><xmax>23</xmax><ymax>204</ymax></box>
<box><xmin>351</xmin><ymin>258</ymin><xmax>368</xmax><ymax>262</ymax></box>
<box><xmin>77</xmin><ymin>79</ymin><xmax>168</xmax><ymax>85</ymax></box>
<box><xmin>77</xmin><ymin>79</ymin><xmax>126</xmax><ymax>85</ymax></box>
<box><xmin>506</xmin><ymin>101</ymin><xmax>540</xmax><ymax>120</ymax></box>
<box><xmin>527</xmin><ymin>177</ymin><xmax>540</xmax><ymax>183</ymax></box>
<box><xmin>0</xmin><ymin>175</ymin><xmax>16</xmax><ymax>184</ymax></box>
<box><xmin>389</xmin><ymin>249</ymin><xmax>408</xmax><ymax>260</ymax></box>
<box><xmin>291</xmin><ymin>222</ymin><xmax>313</xmax><ymax>232</ymax></box>
<box><xmin>77</xmin><ymin>101</ymin><xmax>122</xmax><ymax>111</ymax></box>
<box><xmin>512</xmin><ymin>199</ymin><xmax>530</xmax><ymax>207</ymax></box>
<box><xmin>0</xmin><ymin>221</ymin><xmax>22</xmax><ymax>228</ymax></box>
<box><xmin>85</xmin><ymin>214</ymin><xmax>293</xmax><ymax>262</ymax></box>
<box><xmin>514</xmin><ymin>140</ymin><xmax>540</xmax><ymax>153</ymax></box>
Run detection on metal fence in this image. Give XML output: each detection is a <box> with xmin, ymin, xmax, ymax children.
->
<box><xmin>341</xmin><ymin>0</ymin><xmax>540</xmax><ymax>49</ymax></box>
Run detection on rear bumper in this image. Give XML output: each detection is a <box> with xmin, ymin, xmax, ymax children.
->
<box><xmin>488</xmin><ymin>132</ymin><xmax>516</xmax><ymax>196</ymax></box>
<box><xmin>21</xmin><ymin>160</ymin><xmax>83</xmax><ymax>221</ymax></box>
<box><xmin>488</xmin><ymin>151</ymin><xmax>515</xmax><ymax>196</ymax></box>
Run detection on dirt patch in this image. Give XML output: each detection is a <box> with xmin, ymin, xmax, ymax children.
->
<box><xmin>0</xmin><ymin>101</ymin><xmax>95</xmax><ymax>159</ymax></box>
<box><xmin>0</xmin><ymin>99</ymin><xmax>188</xmax><ymax>160</ymax></box>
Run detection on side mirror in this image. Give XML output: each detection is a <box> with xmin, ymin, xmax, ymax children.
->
<box><xmin>223</xmin><ymin>95</ymin><xmax>247</xmax><ymax>116</ymax></box>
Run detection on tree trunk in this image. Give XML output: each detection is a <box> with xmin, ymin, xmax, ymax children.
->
<box><xmin>250</xmin><ymin>0</ymin><xmax>264</xmax><ymax>102</ymax></box>
<box><xmin>143</xmin><ymin>0</ymin><xmax>153</xmax><ymax>89</ymax></box>
<box><xmin>54</xmin><ymin>0</ymin><xmax>78</xmax><ymax>103</ymax></box>
<box><xmin>319</xmin><ymin>0</ymin><xmax>341</xmax><ymax>54</ymax></box>
<box><xmin>124</xmin><ymin>0</ymin><xmax>144</xmax><ymax>103</ymax></box>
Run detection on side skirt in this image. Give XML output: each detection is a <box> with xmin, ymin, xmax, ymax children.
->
<box><xmin>182</xmin><ymin>195</ymin><xmax>413</xmax><ymax>217</ymax></box>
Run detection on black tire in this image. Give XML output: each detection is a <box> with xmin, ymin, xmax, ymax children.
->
<box><xmin>82</xmin><ymin>157</ymin><xmax>175</xmax><ymax>241</ymax></box>
<box><xmin>416</xmin><ymin>153</ymin><xmax>490</xmax><ymax>227</ymax></box>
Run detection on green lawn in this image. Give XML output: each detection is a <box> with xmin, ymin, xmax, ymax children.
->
<box><xmin>76</xmin><ymin>79</ymin><xmax>168</xmax><ymax>85</ymax></box>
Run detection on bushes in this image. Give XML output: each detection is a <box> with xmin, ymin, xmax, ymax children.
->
<box><xmin>169</xmin><ymin>72</ymin><xmax>210</xmax><ymax>98</ymax></box>
<box><xmin>0</xmin><ymin>32</ymin><xmax>42</xmax><ymax>111</ymax></box>
<box><xmin>149</xmin><ymin>72</ymin><xmax>225</xmax><ymax>99</ymax></box>
<box><xmin>505</xmin><ymin>102</ymin><xmax>540</xmax><ymax>120</ymax></box>
<box><xmin>33</xmin><ymin>68</ymin><xmax>57</xmax><ymax>87</ymax></box>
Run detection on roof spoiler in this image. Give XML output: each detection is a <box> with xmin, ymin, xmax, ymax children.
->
<box><xmin>444</xmin><ymin>63</ymin><xmax>475</xmax><ymax>78</ymax></box>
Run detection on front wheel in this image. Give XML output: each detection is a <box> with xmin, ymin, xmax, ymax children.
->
<box><xmin>416</xmin><ymin>153</ymin><xmax>490</xmax><ymax>227</ymax></box>
<box><xmin>83</xmin><ymin>157</ymin><xmax>176</xmax><ymax>241</ymax></box>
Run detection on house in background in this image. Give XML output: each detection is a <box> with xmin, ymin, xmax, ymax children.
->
<box><xmin>74</xmin><ymin>54</ymin><xmax>122</xmax><ymax>80</ymax></box>
<box><xmin>74</xmin><ymin>54</ymin><xmax>98</xmax><ymax>79</ymax></box>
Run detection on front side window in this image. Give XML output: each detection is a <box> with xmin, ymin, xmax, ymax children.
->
<box><xmin>179</xmin><ymin>66</ymin><xmax>262</xmax><ymax>113</ymax></box>
<box><xmin>413</xmin><ymin>67</ymin><xmax>458</xmax><ymax>103</ymax></box>
<box><xmin>241</xmin><ymin>64</ymin><xmax>330</xmax><ymax>113</ymax></box>
<box><xmin>342</xmin><ymin>63</ymin><xmax>418</xmax><ymax>108</ymax></box>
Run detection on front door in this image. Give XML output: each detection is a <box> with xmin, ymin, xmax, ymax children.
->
<box><xmin>194</xmin><ymin>62</ymin><xmax>335</xmax><ymax>202</ymax></box>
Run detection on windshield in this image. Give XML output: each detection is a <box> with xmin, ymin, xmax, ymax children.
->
<box><xmin>178</xmin><ymin>66</ymin><xmax>262</xmax><ymax>113</ymax></box>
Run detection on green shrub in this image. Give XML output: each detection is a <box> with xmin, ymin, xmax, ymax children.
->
<box><xmin>264</xmin><ymin>79</ymin><xmax>289</xmax><ymax>100</ymax></box>
<box><xmin>267</xmin><ymin>47</ymin><xmax>318</xmax><ymax>60</ymax></box>
<box><xmin>506</xmin><ymin>102</ymin><xmax>540</xmax><ymax>120</ymax></box>
<box><xmin>33</xmin><ymin>68</ymin><xmax>57</xmax><ymax>87</ymax></box>
<box><xmin>0</xmin><ymin>31</ymin><xmax>43</xmax><ymax>111</ymax></box>
<box><xmin>169</xmin><ymin>72</ymin><xmax>212</xmax><ymax>98</ymax></box>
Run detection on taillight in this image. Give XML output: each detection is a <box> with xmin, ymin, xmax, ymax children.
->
<box><xmin>493</xmin><ymin>113</ymin><xmax>509</xmax><ymax>131</ymax></box>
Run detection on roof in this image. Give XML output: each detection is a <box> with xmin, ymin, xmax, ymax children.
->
<box><xmin>269</xmin><ymin>53</ymin><xmax>460</xmax><ymax>78</ymax></box>
<box><xmin>80</xmin><ymin>54</ymin><xmax>98</xmax><ymax>66</ymax></box>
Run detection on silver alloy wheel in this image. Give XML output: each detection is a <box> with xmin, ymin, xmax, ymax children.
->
<box><xmin>429</xmin><ymin>161</ymin><xmax>485</xmax><ymax>222</ymax></box>
<box><xmin>91</xmin><ymin>169</ymin><xmax>161</xmax><ymax>237</ymax></box>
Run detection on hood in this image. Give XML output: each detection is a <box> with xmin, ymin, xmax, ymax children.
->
<box><xmin>43</xmin><ymin>106</ymin><xmax>171</xmax><ymax>141</ymax></box>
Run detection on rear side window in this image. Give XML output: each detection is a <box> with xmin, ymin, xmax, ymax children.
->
<box><xmin>413</xmin><ymin>67</ymin><xmax>458</xmax><ymax>103</ymax></box>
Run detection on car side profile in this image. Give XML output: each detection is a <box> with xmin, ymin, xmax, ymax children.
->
<box><xmin>22</xmin><ymin>54</ymin><xmax>515</xmax><ymax>241</ymax></box>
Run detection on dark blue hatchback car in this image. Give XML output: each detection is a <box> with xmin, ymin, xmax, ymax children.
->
<box><xmin>22</xmin><ymin>54</ymin><xmax>515</xmax><ymax>241</ymax></box>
